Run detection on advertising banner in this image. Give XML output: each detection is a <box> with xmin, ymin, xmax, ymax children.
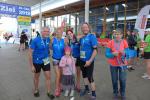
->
<box><xmin>18</xmin><ymin>16</ymin><xmax>31</xmax><ymax>25</ymax></box>
<box><xmin>0</xmin><ymin>2</ymin><xmax>31</xmax><ymax>17</ymax></box>
<box><xmin>135</xmin><ymin>5</ymin><xmax>150</xmax><ymax>40</ymax></box>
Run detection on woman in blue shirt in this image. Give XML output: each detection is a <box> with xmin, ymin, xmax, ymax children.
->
<box><xmin>29</xmin><ymin>27</ymin><xmax>54</xmax><ymax>99</ymax></box>
<box><xmin>66</xmin><ymin>29</ymin><xmax>81</xmax><ymax>92</ymax></box>
<box><xmin>79</xmin><ymin>23</ymin><xmax>98</xmax><ymax>99</ymax></box>
<box><xmin>51</xmin><ymin>27</ymin><xmax>65</xmax><ymax>97</ymax></box>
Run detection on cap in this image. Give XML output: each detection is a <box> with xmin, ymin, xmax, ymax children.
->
<box><xmin>64</xmin><ymin>46</ymin><xmax>71</xmax><ymax>52</ymax></box>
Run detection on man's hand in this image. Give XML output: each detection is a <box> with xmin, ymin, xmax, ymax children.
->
<box><xmin>84</xmin><ymin>60</ymin><xmax>92</xmax><ymax>67</ymax></box>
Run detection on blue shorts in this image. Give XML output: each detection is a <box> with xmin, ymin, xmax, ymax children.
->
<box><xmin>129</xmin><ymin>49</ymin><xmax>137</xmax><ymax>58</ymax></box>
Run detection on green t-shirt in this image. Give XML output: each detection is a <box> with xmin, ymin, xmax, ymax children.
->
<box><xmin>144</xmin><ymin>34</ymin><xmax>150</xmax><ymax>52</ymax></box>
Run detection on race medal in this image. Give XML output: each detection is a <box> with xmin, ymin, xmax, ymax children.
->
<box><xmin>43</xmin><ymin>57</ymin><xmax>50</xmax><ymax>65</ymax></box>
<box><xmin>80</xmin><ymin>51</ymin><xmax>86</xmax><ymax>58</ymax></box>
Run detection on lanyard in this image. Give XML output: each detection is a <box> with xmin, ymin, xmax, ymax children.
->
<box><xmin>41</xmin><ymin>37</ymin><xmax>48</xmax><ymax>48</ymax></box>
<box><xmin>114</xmin><ymin>40</ymin><xmax>122</xmax><ymax>51</ymax></box>
<box><xmin>56</xmin><ymin>38</ymin><xmax>62</xmax><ymax>50</ymax></box>
<box><xmin>81</xmin><ymin>34</ymin><xmax>90</xmax><ymax>48</ymax></box>
<box><xmin>114</xmin><ymin>40</ymin><xmax>125</xmax><ymax>71</ymax></box>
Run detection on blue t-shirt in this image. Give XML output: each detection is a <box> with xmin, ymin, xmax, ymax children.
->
<box><xmin>80</xmin><ymin>33</ymin><xmax>98</xmax><ymax>61</ymax></box>
<box><xmin>71</xmin><ymin>42</ymin><xmax>80</xmax><ymax>58</ymax></box>
<box><xmin>30</xmin><ymin>37</ymin><xmax>50</xmax><ymax>64</ymax></box>
<box><xmin>52</xmin><ymin>37</ymin><xmax>65</xmax><ymax>60</ymax></box>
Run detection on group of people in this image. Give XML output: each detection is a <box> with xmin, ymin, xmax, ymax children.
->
<box><xmin>126</xmin><ymin>28</ymin><xmax>150</xmax><ymax>80</ymax></box>
<box><xmin>29</xmin><ymin>23</ymin><xmax>97</xmax><ymax>100</ymax></box>
<box><xmin>28</xmin><ymin>22</ymin><xmax>150</xmax><ymax>100</ymax></box>
<box><xmin>3</xmin><ymin>32</ymin><xmax>13</xmax><ymax>44</ymax></box>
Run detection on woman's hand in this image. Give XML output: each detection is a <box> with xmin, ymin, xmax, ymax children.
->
<box><xmin>31</xmin><ymin>66</ymin><xmax>36</xmax><ymax>73</ymax></box>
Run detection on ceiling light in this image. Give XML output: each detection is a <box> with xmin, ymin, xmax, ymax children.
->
<box><xmin>106</xmin><ymin>7</ymin><xmax>109</xmax><ymax>11</ymax></box>
<box><xmin>122</xmin><ymin>4</ymin><xmax>128</xmax><ymax>7</ymax></box>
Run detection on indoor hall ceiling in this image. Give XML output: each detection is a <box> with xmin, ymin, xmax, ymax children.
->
<box><xmin>32</xmin><ymin>0</ymin><xmax>125</xmax><ymax>19</ymax></box>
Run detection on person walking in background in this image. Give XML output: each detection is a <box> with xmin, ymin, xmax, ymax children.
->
<box><xmin>24</xmin><ymin>33</ymin><xmax>29</xmax><ymax>50</ymax></box>
<box><xmin>36</xmin><ymin>31</ymin><xmax>40</xmax><ymax>37</ymax></box>
<box><xmin>105</xmin><ymin>28</ymin><xmax>129</xmax><ymax>100</ymax></box>
<box><xmin>59</xmin><ymin>46</ymin><xmax>76</xmax><ymax>98</ymax></box>
<box><xmin>127</xmin><ymin>29</ymin><xmax>138</xmax><ymax>71</ymax></box>
<box><xmin>18</xmin><ymin>31</ymin><xmax>27</xmax><ymax>51</ymax></box>
<box><xmin>141</xmin><ymin>28</ymin><xmax>150</xmax><ymax>79</ymax></box>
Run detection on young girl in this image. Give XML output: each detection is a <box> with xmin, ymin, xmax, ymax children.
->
<box><xmin>59</xmin><ymin>46</ymin><xmax>76</xmax><ymax>97</ymax></box>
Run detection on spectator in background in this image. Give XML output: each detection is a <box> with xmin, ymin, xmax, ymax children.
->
<box><xmin>126</xmin><ymin>30</ymin><xmax>131</xmax><ymax>39</ymax></box>
<box><xmin>18</xmin><ymin>31</ymin><xmax>27</xmax><ymax>51</ymax></box>
<box><xmin>127</xmin><ymin>29</ymin><xmax>138</xmax><ymax>71</ymax></box>
<box><xmin>142</xmin><ymin>28</ymin><xmax>150</xmax><ymax>79</ymax></box>
<box><xmin>36</xmin><ymin>31</ymin><xmax>40</xmax><ymax>37</ymax></box>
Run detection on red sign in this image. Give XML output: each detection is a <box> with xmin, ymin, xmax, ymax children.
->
<box><xmin>97</xmin><ymin>38</ymin><xmax>110</xmax><ymax>47</ymax></box>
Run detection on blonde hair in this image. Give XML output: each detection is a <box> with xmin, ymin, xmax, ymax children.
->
<box><xmin>81</xmin><ymin>22</ymin><xmax>91</xmax><ymax>33</ymax></box>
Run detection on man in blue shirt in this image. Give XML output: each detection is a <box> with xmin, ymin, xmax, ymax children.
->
<box><xmin>29</xmin><ymin>27</ymin><xmax>54</xmax><ymax>99</ymax></box>
<box><xmin>79</xmin><ymin>23</ymin><xmax>98</xmax><ymax>99</ymax></box>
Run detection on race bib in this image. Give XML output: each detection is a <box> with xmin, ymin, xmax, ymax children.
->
<box><xmin>43</xmin><ymin>57</ymin><xmax>50</xmax><ymax>65</ymax></box>
<box><xmin>80</xmin><ymin>51</ymin><xmax>86</xmax><ymax>58</ymax></box>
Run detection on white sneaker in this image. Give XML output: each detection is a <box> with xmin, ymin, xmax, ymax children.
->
<box><xmin>142</xmin><ymin>74</ymin><xmax>150</xmax><ymax>79</ymax></box>
<box><xmin>70</xmin><ymin>96</ymin><xmax>75</xmax><ymax>100</ymax></box>
<box><xmin>127</xmin><ymin>65</ymin><xmax>131</xmax><ymax>68</ymax></box>
<box><xmin>70</xmin><ymin>90</ymin><xmax>74</xmax><ymax>97</ymax></box>
<box><xmin>144</xmin><ymin>76</ymin><xmax>150</xmax><ymax>80</ymax></box>
<box><xmin>64</xmin><ymin>90</ymin><xmax>69</xmax><ymax>97</ymax></box>
<box><xmin>142</xmin><ymin>74</ymin><xmax>149</xmax><ymax>78</ymax></box>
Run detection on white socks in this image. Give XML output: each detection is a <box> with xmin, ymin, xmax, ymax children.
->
<box><xmin>64</xmin><ymin>89</ymin><xmax>74</xmax><ymax>97</ymax></box>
